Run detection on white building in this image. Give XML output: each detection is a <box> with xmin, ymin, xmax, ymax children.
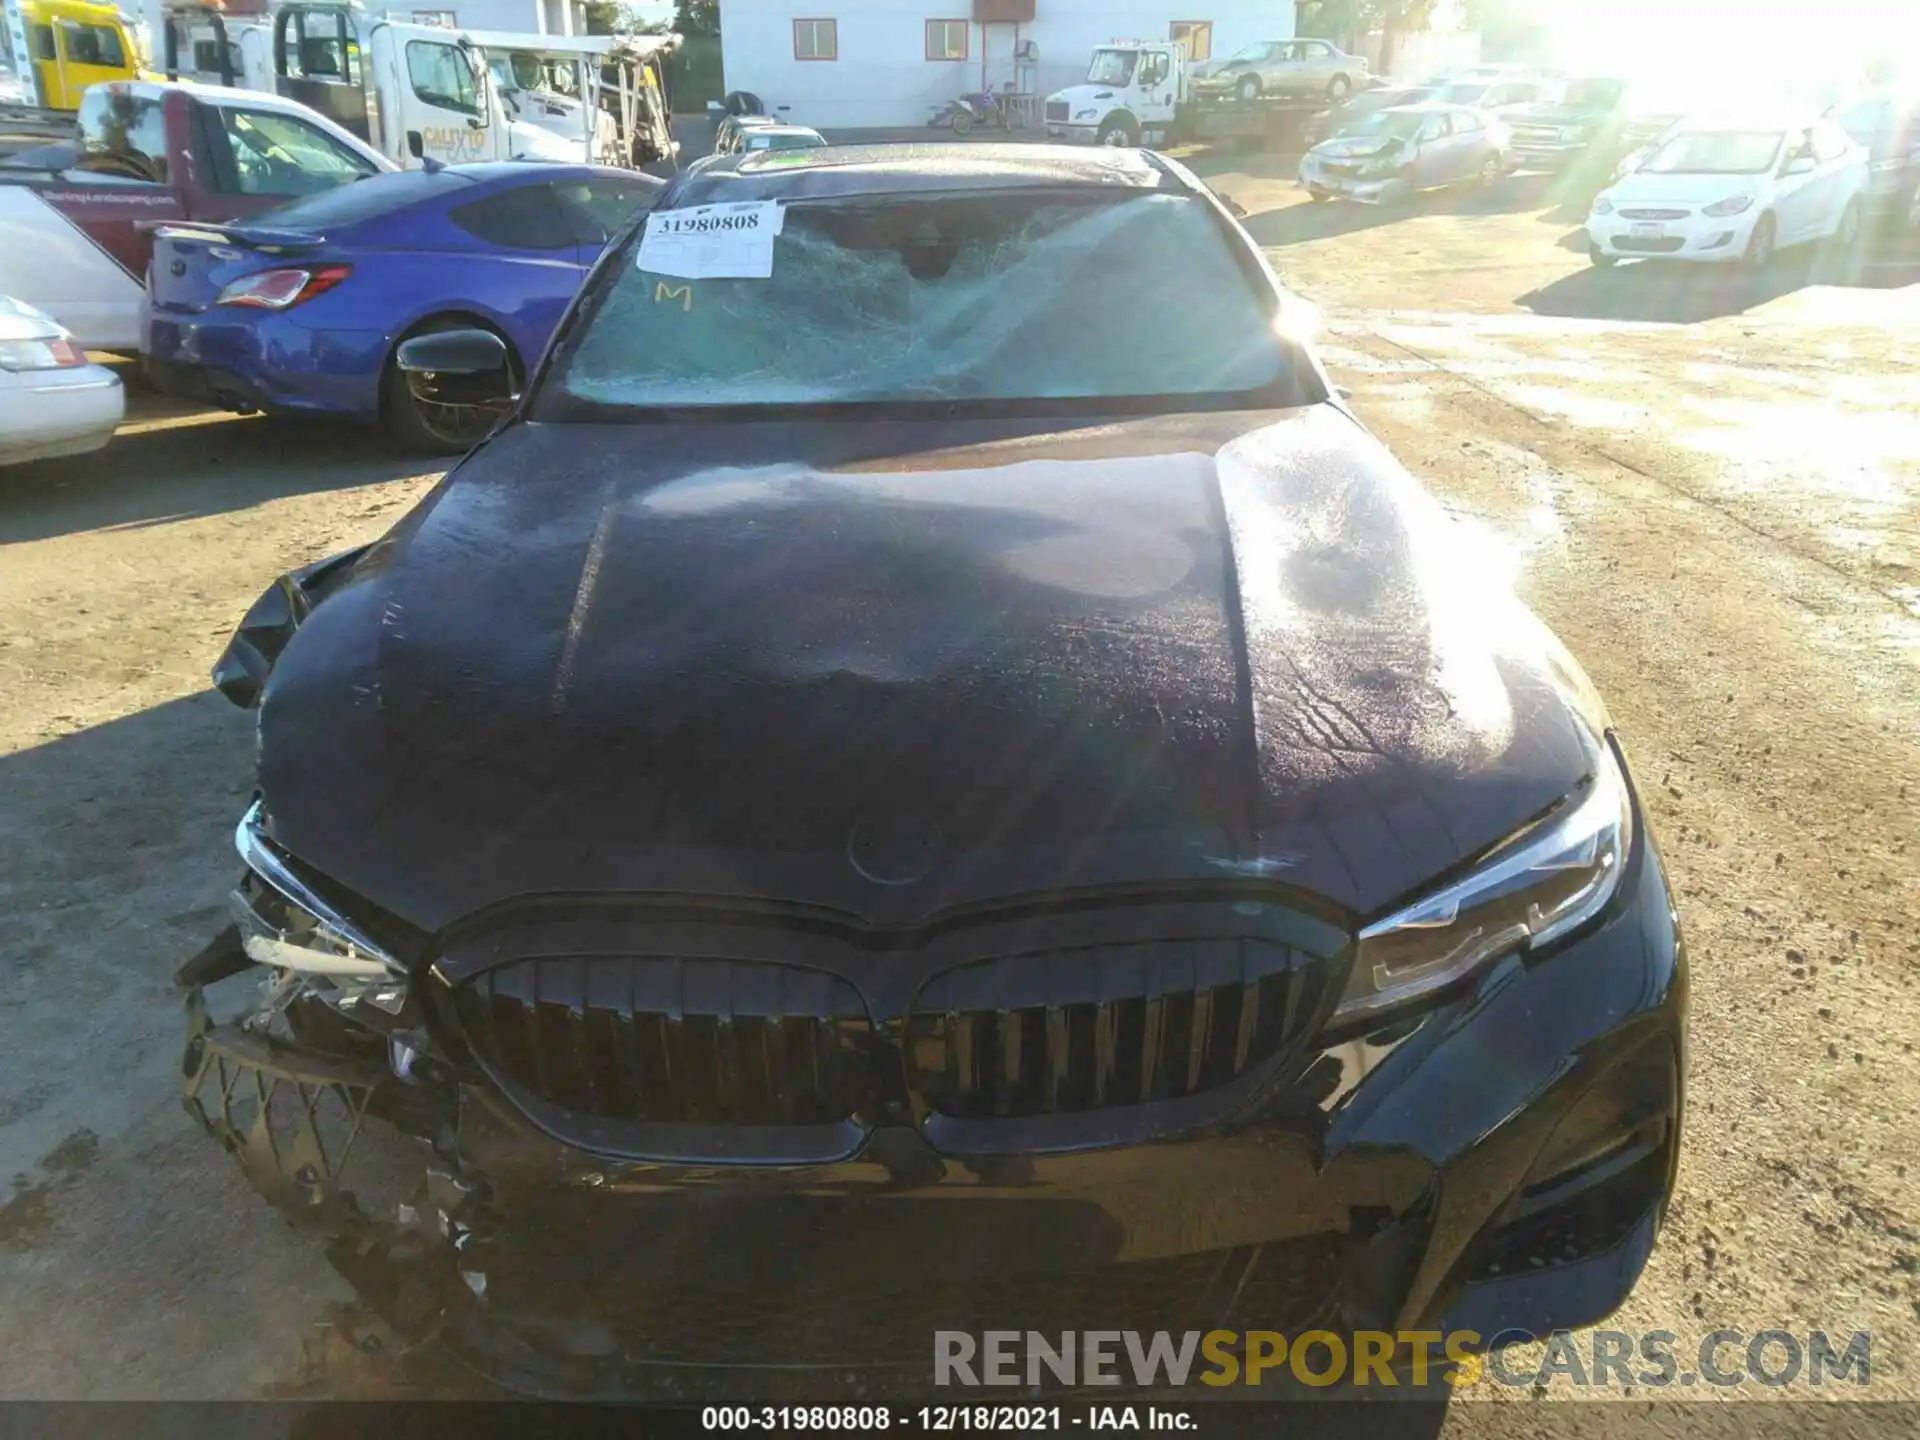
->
<box><xmin>399</xmin><ymin>0</ymin><xmax>591</xmax><ymax>36</ymax></box>
<box><xmin>716</xmin><ymin>0</ymin><xmax>1298</xmax><ymax>130</ymax></box>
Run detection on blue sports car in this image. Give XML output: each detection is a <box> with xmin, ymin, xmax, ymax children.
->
<box><xmin>143</xmin><ymin>163</ymin><xmax>661</xmax><ymax>453</ymax></box>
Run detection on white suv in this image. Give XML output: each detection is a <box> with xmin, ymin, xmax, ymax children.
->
<box><xmin>1587</xmin><ymin>117</ymin><xmax>1868</xmax><ymax>267</ymax></box>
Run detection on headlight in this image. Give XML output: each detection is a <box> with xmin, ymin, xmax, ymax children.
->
<box><xmin>1075</xmin><ymin>108</ymin><xmax>1097</xmax><ymax>120</ymax></box>
<box><xmin>1332</xmin><ymin>730</ymin><xmax>1634</xmax><ymax>1022</ymax></box>
<box><xmin>1703</xmin><ymin>194</ymin><xmax>1755</xmax><ymax>217</ymax></box>
<box><xmin>235</xmin><ymin>799</ymin><xmax>402</xmax><ymax>977</ymax></box>
<box><xmin>1590</xmin><ymin>194</ymin><xmax>1614</xmax><ymax>215</ymax></box>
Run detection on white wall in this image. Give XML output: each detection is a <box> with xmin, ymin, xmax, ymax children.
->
<box><xmin>718</xmin><ymin>0</ymin><xmax>1295</xmax><ymax>130</ymax></box>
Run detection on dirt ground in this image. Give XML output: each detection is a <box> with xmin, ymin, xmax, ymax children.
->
<box><xmin>1</xmin><ymin>154</ymin><xmax>1916</xmax><ymax>1415</ymax></box>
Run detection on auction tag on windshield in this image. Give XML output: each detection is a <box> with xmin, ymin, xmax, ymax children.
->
<box><xmin>637</xmin><ymin>201</ymin><xmax>785</xmax><ymax>279</ymax></box>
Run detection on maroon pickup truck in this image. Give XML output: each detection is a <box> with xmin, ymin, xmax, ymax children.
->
<box><xmin>0</xmin><ymin>80</ymin><xmax>392</xmax><ymax>351</ymax></box>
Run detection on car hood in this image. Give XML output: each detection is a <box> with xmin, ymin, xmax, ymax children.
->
<box><xmin>1605</xmin><ymin>169</ymin><xmax>1758</xmax><ymax>205</ymax></box>
<box><xmin>255</xmin><ymin>406</ymin><xmax>1603</xmax><ymax>934</ymax></box>
<box><xmin>1310</xmin><ymin>133</ymin><xmax>1407</xmax><ymax>160</ymax></box>
<box><xmin>1509</xmin><ymin>102</ymin><xmax>1606</xmax><ymax>126</ymax></box>
<box><xmin>1047</xmin><ymin>84</ymin><xmax>1119</xmax><ymax>109</ymax></box>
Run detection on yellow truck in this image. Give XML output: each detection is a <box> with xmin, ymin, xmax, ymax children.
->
<box><xmin>2</xmin><ymin>0</ymin><xmax>146</xmax><ymax>112</ymax></box>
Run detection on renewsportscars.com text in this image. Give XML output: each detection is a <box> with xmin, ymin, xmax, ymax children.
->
<box><xmin>933</xmin><ymin>1328</ymin><xmax>1872</xmax><ymax>1389</ymax></box>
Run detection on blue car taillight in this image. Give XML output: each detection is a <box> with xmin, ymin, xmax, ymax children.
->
<box><xmin>215</xmin><ymin>264</ymin><xmax>352</xmax><ymax>310</ymax></box>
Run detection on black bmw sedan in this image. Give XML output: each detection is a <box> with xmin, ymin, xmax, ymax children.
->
<box><xmin>184</xmin><ymin>144</ymin><xmax>1686</xmax><ymax>1395</ymax></box>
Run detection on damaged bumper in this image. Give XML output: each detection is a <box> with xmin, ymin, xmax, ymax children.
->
<box><xmin>180</xmin><ymin>817</ymin><xmax>1686</xmax><ymax>1399</ymax></box>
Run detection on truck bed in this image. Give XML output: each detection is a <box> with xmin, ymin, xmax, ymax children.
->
<box><xmin>1</xmin><ymin>102</ymin><xmax>76</xmax><ymax>160</ymax></box>
<box><xmin>1175</xmin><ymin>91</ymin><xmax>1325</xmax><ymax>148</ymax></box>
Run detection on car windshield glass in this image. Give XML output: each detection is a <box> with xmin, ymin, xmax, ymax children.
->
<box><xmin>1564</xmin><ymin>79</ymin><xmax>1626</xmax><ymax>108</ymax></box>
<box><xmin>546</xmin><ymin>191</ymin><xmax>1288</xmax><ymax>414</ymax></box>
<box><xmin>1434</xmin><ymin>82</ymin><xmax>1489</xmax><ymax>105</ymax></box>
<box><xmin>1225</xmin><ymin>44</ymin><xmax>1266</xmax><ymax>63</ymax></box>
<box><xmin>1639</xmin><ymin>131</ymin><xmax>1784</xmax><ymax>174</ymax></box>
<box><xmin>1086</xmin><ymin>50</ymin><xmax>1137</xmax><ymax>85</ymax></box>
<box><xmin>1345</xmin><ymin>110</ymin><xmax>1427</xmax><ymax>140</ymax></box>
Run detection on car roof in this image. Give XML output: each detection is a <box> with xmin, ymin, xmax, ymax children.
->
<box><xmin>1381</xmin><ymin>101</ymin><xmax>1474</xmax><ymax>115</ymax></box>
<box><xmin>674</xmin><ymin>143</ymin><xmax>1177</xmax><ymax>204</ymax></box>
<box><xmin>442</xmin><ymin>161</ymin><xmax>649</xmax><ymax>184</ymax></box>
<box><xmin>746</xmin><ymin>125</ymin><xmax>824</xmax><ymax>138</ymax></box>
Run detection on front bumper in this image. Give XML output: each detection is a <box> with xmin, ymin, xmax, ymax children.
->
<box><xmin>1043</xmin><ymin>122</ymin><xmax>1100</xmax><ymax>144</ymax></box>
<box><xmin>1299</xmin><ymin>159</ymin><xmax>1404</xmax><ymax>204</ymax></box>
<box><xmin>1587</xmin><ymin>212</ymin><xmax>1758</xmax><ymax>263</ymax></box>
<box><xmin>182</xmin><ymin>818</ymin><xmax>1685</xmax><ymax>1398</ymax></box>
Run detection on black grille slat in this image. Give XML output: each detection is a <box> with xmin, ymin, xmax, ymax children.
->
<box><xmin>457</xmin><ymin>928</ymin><xmax>1331</xmax><ymax>1131</ymax></box>
<box><xmin>907</xmin><ymin>936</ymin><xmax>1328</xmax><ymax>1120</ymax></box>
<box><xmin>996</xmin><ymin>1010</ymin><xmax>1022</xmax><ymax>1116</ymax></box>
<box><xmin>455</xmin><ymin>957</ymin><xmax>865</xmax><ymax>1127</ymax></box>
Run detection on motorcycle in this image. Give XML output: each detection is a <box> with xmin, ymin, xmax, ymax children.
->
<box><xmin>931</xmin><ymin>90</ymin><xmax>1023</xmax><ymax>136</ymax></box>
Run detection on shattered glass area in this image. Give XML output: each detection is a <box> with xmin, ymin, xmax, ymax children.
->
<box><xmin>565</xmin><ymin>194</ymin><xmax>1288</xmax><ymax>406</ymax></box>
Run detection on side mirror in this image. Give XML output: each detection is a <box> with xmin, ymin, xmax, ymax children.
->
<box><xmin>406</xmin><ymin>130</ymin><xmax>424</xmax><ymax>159</ymax></box>
<box><xmin>396</xmin><ymin>328</ymin><xmax>509</xmax><ymax>376</ymax></box>
<box><xmin>1784</xmin><ymin>154</ymin><xmax>1815</xmax><ymax>176</ymax></box>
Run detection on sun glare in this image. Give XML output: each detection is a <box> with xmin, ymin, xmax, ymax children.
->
<box><xmin>1535</xmin><ymin>0</ymin><xmax>1920</xmax><ymax>104</ymax></box>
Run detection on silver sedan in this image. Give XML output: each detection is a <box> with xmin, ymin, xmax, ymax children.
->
<box><xmin>1298</xmin><ymin>101</ymin><xmax>1513</xmax><ymax>204</ymax></box>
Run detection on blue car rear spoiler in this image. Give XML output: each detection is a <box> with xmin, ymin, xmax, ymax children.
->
<box><xmin>140</xmin><ymin>220</ymin><xmax>328</xmax><ymax>254</ymax></box>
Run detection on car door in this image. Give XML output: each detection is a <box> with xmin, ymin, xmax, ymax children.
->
<box><xmin>1808</xmin><ymin>120</ymin><xmax>1861</xmax><ymax>234</ymax></box>
<box><xmin>1297</xmin><ymin>41</ymin><xmax>1336</xmax><ymax>93</ymax></box>
<box><xmin>1134</xmin><ymin>46</ymin><xmax>1178</xmax><ymax>127</ymax></box>
<box><xmin>1448</xmin><ymin>108</ymin><xmax>1489</xmax><ymax>179</ymax></box>
<box><xmin>399</xmin><ymin>32</ymin><xmax>501</xmax><ymax>165</ymax></box>
<box><xmin>52</xmin><ymin>18</ymin><xmax>133</xmax><ymax>105</ymax></box>
<box><xmin>1412</xmin><ymin>113</ymin><xmax>1455</xmax><ymax>187</ymax></box>
<box><xmin>1264</xmin><ymin>42</ymin><xmax>1303</xmax><ymax>94</ymax></box>
<box><xmin>1770</xmin><ymin>128</ymin><xmax>1822</xmax><ymax>243</ymax></box>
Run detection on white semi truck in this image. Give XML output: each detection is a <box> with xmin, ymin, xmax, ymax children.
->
<box><xmin>1044</xmin><ymin>37</ymin><xmax>1327</xmax><ymax>151</ymax></box>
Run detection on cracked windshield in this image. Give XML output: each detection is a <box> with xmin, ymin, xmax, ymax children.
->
<box><xmin>1</xmin><ymin>0</ymin><xmax>1916</xmax><ymax>1433</ymax></box>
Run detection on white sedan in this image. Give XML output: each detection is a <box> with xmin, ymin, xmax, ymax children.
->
<box><xmin>1587</xmin><ymin>117</ymin><xmax>1868</xmax><ymax>267</ymax></box>
<box><xmin>0</xmin><ymin>296</ymin><xmax>125</xmax><ymax>467</ymax></box>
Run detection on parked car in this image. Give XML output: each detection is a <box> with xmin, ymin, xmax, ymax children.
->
<box><xmin>1194</xmin><ymin>38</ymin><xmax>1369</xmax><ymax>103</ymax></box>
<box><xmin>1828</xmin><ymin>92</ymin><xmax>1920</xmax><ymax>228</ymax></box>
<box><xmin>184</xmin><ymin>143</ymin><xmax>1685</xmax><ymax>1396</ymax></box>
<box><xmin>734</xmin><ymin>123</ymin><xmax>827</xmax><ymax>153</ymax></box>
<box><xmin>0</xmin><ymin>294</ymin><xmax>123</xmax><ymax>465</ymax></box>
<box><xmin>143</xmin><ymin>162</ymin><xmax>660</xmax><ymax>452</ymax></box>
<box><xmin>712</xmin><ymin>112</ymin><xmax>780</xmax><ymax>154</ymax></box>
<box><xmin>1587</xmin><ymin>117</ymin><xmax>1868</xmax><ymax>267</ymax></box>
<box><xmin>0</xmin><ymin>79</ymin><xmax>393</xmax><ymax>352</ymax></box>
<box><xmin>1301</xmin><ymin>83</ymin><xmax>1439</xmax><ymax>147</ymax></box>
<box><xmin>1506</xmin><ymin>77</ymin><xmax>1632</xmax><ymax>171</ymax></box>
<box><xmin>1300</xmin><ymin>101</ymin><xmax>1512</xmax><ymax>203</ymax></box>
<box><xmin>1424</xmin><ymin>76</ymin><xmax>1556</xmax><ymax>115</ymax></box>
